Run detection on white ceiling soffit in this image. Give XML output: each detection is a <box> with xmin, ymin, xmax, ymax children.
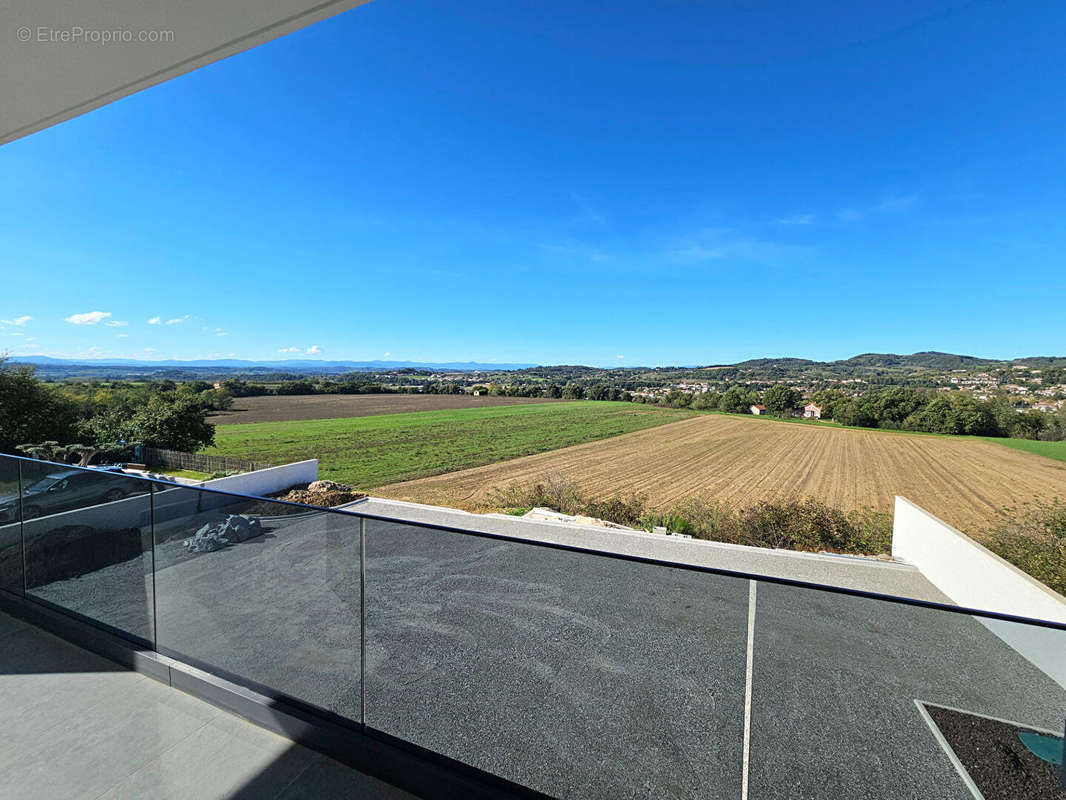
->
<box><xmin>0</xmin><ymin>0</ymin><xmax>373</xmax><ymax>146</ymax></box>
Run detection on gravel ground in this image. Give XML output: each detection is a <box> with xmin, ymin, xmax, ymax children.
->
<box><xmin>18</xmin><ymin>510</ymin><xmax>1066</xmax><ymax>799</ymax></box>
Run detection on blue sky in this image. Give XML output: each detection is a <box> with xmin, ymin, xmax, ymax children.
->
<box><xmin>2</xmin><ymin>0</ymin><xmax>1065</xmax><ymax>367</ymax></box>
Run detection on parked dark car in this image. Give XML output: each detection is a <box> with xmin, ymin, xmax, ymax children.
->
<box><xmin>0</xmin><ymin>467</ymin><xmax>135</xmax><ymax>522</ymax></box>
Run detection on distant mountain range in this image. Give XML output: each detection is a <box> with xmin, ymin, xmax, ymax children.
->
<box><xmin>731</xmin><ymin>351</ymin><xmax>1066</xmax><ymax>371</ymax></box>
<box><xmin>10</xmin><ymin>356</ymin><xmax>536</xmax><ymax>372</ymax></box>
<box><xmin>7</xmin><ymin>351</ymin><xmax>1066</xmax><ymax>382</ymax></box>
<box><xmin>748</xmin><ymin>351</ymin><xmax>1066</xmax><ymax>370</ymax></box>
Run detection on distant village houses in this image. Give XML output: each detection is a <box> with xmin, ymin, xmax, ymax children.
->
<box><xmin>750</xmin><ymin>404</ymin><xmax>766</xmax><ymax>416</ymax></box>
<box><xmin>803</xmin><ymin>403</ymin><xmax>823</xmax><ymax>419</ymax></box>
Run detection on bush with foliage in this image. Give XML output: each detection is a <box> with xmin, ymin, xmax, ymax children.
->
<box><xmin>643</xmin><ymin>497</ymin><xmax>891</xmax><ymax>554</ymax></box>
<box><xmin>984</xmin><ymin>499</ymin><xmax>1066</xmax><ymax>595</ymax></box>
<box><xmin>489</xmin><ymin>474</ymin><xmax>1064</xmax><ymax>593</ymax></box>
<box><xmin>2</xmin><ymin>359</ymin><xmax>216</xmax><ymax>457</ymax></box>
<box><xmin>0</xmin><ymin>359</ymin><xmax>82</xmax><ymax>453</ymax></box>
<box><xmin>488</xmin><ymin>474</ymin><xmax>892</xmax><ymax>555</ymax></box>
<box><xmin>719</xmin><ymin>385</ymin><xmax>757</xmax><ymax>414</ymax></box>
<box><xmin>761</xmin><ymin>384</ymin><xmax>801</xmax><ymax>417</ymax></box>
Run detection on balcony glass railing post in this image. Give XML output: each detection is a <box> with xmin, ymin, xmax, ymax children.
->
<box><xmin>0</xmin><ymin>456</ymin><xmax>22</xmax><ymax>595</ymax></box>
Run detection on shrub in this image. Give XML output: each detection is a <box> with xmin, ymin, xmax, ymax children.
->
<box><xmin>984</xmin><ymin>499</ymin><xmax>1066</xmax><ymax>596</ymax></box>
<box><xmin>487</xmin><ymin>477</ymin><xmax>892</xmax><ymax>555</ymax></box>
<box><xmin>642</xmin><ymin>496</ymin><xmax>737</xmax><ymax>541</ymax></box>
<box><xmin>644</xmin><ymin>497</ymin><xmax>891</xmax><ymax>554</ymax></box>
<box><xmin>487</xmin><ymin>473</ymin><xmax>588</xmax><ymax>516</ymax></box>
<box><xmin>585</xmin><ymin>493</ymin><xmax>647</xmax><ymax>526</ymax></box>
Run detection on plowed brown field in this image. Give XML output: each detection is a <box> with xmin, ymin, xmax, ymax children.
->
<box><xmin>376</xmin><ymin>414</ymin><xmax>1066</xmax><ymax>533</ymax></box>
<box><xmin>209</xmin><ymin>394</ymin><xmax>559</xmax><ymax>424</ymax></box>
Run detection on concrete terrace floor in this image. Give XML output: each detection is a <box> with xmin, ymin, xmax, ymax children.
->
<box><xmin>0</xmin><ymin>611</ymin><xmax>414</xmax><ymax>800</ymax></box>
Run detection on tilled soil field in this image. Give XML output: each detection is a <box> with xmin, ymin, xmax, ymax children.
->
<box><xmin>376</xmin><ymin>414</ymin><xmax>1066</xmax><ymax>534</ymax></box>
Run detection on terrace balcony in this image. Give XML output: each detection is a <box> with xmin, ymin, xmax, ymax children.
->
<box><xmin>0</xmin><ymin>453</ymin><xmax>1063</xmax><ymax>799</ymax></box>
<box><xmin>5</xmin><ymin>1</ymin><xmax>1065</xmax><ymax>796</ymax></box>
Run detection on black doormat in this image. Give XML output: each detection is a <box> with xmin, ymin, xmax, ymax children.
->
<box><xmin>923</xmin><ymin>703</ymin><xmax>1065</xmax><ymax>800</ymax></box>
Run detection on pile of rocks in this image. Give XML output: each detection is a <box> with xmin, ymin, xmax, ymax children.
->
<box><xmin>183</xmin><ymin>514</ymin><xmax>263</xmax><ymax>553</ymax></box>
<box><xmin>276</xmin><ymin>480</ymin><xmax>367</xmax><ymax>508</ymax></box>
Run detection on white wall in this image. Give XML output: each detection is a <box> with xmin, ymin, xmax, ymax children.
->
<box><xmin>892</xmin><ymin>496</ymin><xmax>1066</xmax><ymax>689</ymax></box>
<box><xmin>202</xmin><ymin>460</ymin><xmax>318</xmax><ymax>498</ymax></box>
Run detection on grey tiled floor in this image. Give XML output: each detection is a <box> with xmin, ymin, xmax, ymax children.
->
<box><xmin>0</xmin><ymin>612</ymin><xmax>416</xmax><ymax>800</ymax></box>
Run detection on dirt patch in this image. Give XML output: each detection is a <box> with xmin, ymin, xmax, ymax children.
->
<box><xmin>274</xmin><ymin>480</ymin><xmax>366</xmax><ymax>508</ymax></box>
<box><xmin>924</xmin><ymin>703</ymin><xmax>1064</xmax><ymax>799</ymax></box>
<box><xmin>209</xmin><ymin>394</ymin><xmax>560</xmax><ymax>425</ymax></box>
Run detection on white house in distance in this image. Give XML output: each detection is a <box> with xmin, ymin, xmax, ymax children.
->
<box><xmin>803</xmin><ymin>403</ymin><xmax>823</xmax><ymax>419</ymax></box>
<box><xmin>750</xmin><ymin>404</ymin><xmax>766</xmax><ymax>415</ymax></box>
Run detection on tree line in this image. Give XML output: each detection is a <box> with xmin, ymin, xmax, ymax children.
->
<box><xmin>201</xmin><ymin>375</ymin><xmax>1066</xmax><ymax>440</ymax></box>
<box><xmin>5</xmin><ymin>357</ymin><xmax>1064</xmax><ymax>463</ymax></box>
<box><xmin>653</xmin><ymin>384</ymin><xmax>1064</xmax><ymax>440</ymax></box>
<box><xmin>0</xmin><ymin>360</ymin><xmax>219</xmax><ymax>457</ymax></box>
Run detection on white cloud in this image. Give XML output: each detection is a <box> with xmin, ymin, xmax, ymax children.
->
<box><xmin>165</xmin><ymin>315</ymin><xmax>190</xmax><ymax>325</ymax></box>
<box><xmin>215</xmin><ymin>328</ymin><xmax>228</xmax><ymax>337</ymax></box>
<box><xmin>306</xmin><ymin>345</ymin><xmax>322</xmax><ymax>355</ymax></box>
<box><xmin>616</xmin><ymin>355</ymin><xmax>625</xmax><ymax>359</ymax></box>
<box><xmin>117</xmin><ymin>333</ymin><xmax>129</xmax><ymax>338</ymax></box>
<box><xmin>148</xmin><ymin>316</ymin><xmax>162</xmax><ymax>325</ymax></box>
<box><xmin>383</xmin><ymin>352</ymin><xmax>391</xmax><ymax>357</ymax></box>
<box><xmin>540</xmin><ymin>243</ymin><xmax>613</xmax><ymax>263</ymax></box>
<box><xmin>1</xmin><ymin>316</ymin><xmax>31</xmax><ymax>326</ymax></box>
<box><xmin>876</xmin><ymin>194</ymin><xmax>917</xmax><ymax>213</ymax></box>
<box><xmin>837</xmin><ymin>208</ymin><xmax>863</xmax><ymax>223</ymax></box>
<box><xmin>278</xmin><ymin>347</ymin><xmax>300</xmax><ymax>353</ymax></box>
<box><xmin>671</xmin><ymin>228</ymin><xmax>811</xmax><ymax>265</ymax></box>
<box><xmin>778</xmin><ymin>213</ymin><xmax>815</xmax><ymax>225</ymax></box>
<box><xmin>143</xmin><ymin>347</ymin><xmax>156</xmax><ymax>354</ymax></box>
<box><xmin>65</xmin><ymin>311</ymin><xmax>111</xmax><ymax>325</ymax></box>
<box><xmin>8</xmin><ymin>332</ymin><xmax>24</xmax><ymax>337</ymax></box>
<box><xmin>104</xmin><ymin>320</ymin><xmax>128</xmax><ymax>327</ymax></box>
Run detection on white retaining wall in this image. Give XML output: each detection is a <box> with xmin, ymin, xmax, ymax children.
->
<box><xmin>202</xmin><ymin>460</ymin><xmax>318</xmax><ymax>498</ymax></box>
<box><xmin>892</xmin><ymin>496</ymin><xmax>1066</xmax><ymax>689</ymax></box>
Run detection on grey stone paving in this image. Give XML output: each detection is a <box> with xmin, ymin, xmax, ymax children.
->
<box><xmin>351</xmin><ymin>497</ymin><xmax>952</xmax><ymax>601</ymax></box>
<box><xmin>13</xmin><ymin>499</ymin><xmax>1066</xmax><ymax>799</ymax></box>
<box><xmin>748</xmin><ymin>581</ymin><xmax>1066</xmax><ymax>800</ymax></box>
<box><xmin>363</xmin><ymin>521</ymin><xmax>749</xmax><ymax>798</ymax></box>
<box><xmin>0</xmin><ymin>611</ymin><xmax>413</xmax><ymax>800</ymax></box>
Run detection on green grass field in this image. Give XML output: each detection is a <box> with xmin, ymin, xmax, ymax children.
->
<box><xmin>207</xmin><ymin>401</ymin><xmax>696</xmax><ymax>488</ymax></box>
<box><xmin>983</xmin><ymin>437</ymin><xmax>1066</xmax><ymax>463</ymax></box>
<box><xmin>158</xmin><ymin>468</ymin><xmax>212</xmax><ymax>481</ymax></box>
